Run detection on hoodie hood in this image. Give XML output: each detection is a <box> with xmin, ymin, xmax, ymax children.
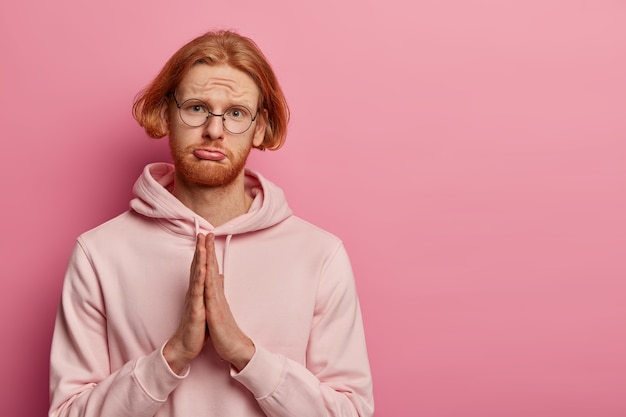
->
<box><xmin>130</xmin><ymin>163</ymin><xmax>292</xmax><ymax>237</ymax></box>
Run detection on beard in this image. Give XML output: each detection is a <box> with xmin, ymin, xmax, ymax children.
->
<box><xmin>169</xmin><ymin>138</ymin><xmax>253</xmax><ymax>188</ymax></box>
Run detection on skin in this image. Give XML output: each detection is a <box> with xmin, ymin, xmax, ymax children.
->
<box><xmin>162</xmin><ymin>64</ymin><xmax>267</xmax><ymax>374</ymax></box>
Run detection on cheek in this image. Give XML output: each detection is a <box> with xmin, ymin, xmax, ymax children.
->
<box><xmin>168</xmin><ymin>119</ymin><xmax>194</xmax><ymax>145</ymax></box>
<box><xmin>168</xmin><ymin>130</ymin><xmax>190</xmax><ymax>154</ymax></box>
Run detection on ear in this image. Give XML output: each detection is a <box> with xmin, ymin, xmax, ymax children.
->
<box><xmin>252</xmin><ymin>108</ymin><xmax>268</xmax><ymax>148</ymax></box>
<box><xmin>159</xmin><ymin>101</ymin><xmax>171</xmax><ymax>137</ymax></box>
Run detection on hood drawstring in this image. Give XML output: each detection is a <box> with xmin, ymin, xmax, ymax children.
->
<box><xmin>223</xmin><ymin>234</ymin><xmax>233</xmax><ymax>277</ymax></box>
<box><xmin>193</xmin><ymin>217</ymin><xmax>200</xmax><ymax>237</ymax></box>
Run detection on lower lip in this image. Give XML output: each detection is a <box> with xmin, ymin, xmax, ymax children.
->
<box><xmin>193</xmin><ymin>149</ymin><xmax>226</xmax><ymax>161</ymax></box>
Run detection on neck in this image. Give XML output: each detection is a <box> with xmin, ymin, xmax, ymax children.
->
<box><xmin>171</xmin><ymin>171</ymin><xmax>253</xmax><ymax>227</ymax></box>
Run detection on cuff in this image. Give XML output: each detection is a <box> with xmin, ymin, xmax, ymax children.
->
<box><xmin>231</xmin><ymin>344</ymin><xmax>286</xmax><ymax>399</ymax></box>
<box><xmin>133</xmin><ymin>342</ymin><xmax>189</xmax><ymax>402</ymax></box>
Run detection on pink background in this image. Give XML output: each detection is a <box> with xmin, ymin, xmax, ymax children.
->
<box><xmin>1</xmin><ymin>1</ymin><xmax>625</xmax><ymax>416</ymax></box>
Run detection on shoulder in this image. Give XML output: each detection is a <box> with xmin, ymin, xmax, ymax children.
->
<box><xmin>79</xmin><ymin>211</ymin><xmax>139</xmax><ymax>237</ymax></box>
<box><xmin>266</xmin><ymin>215</ymin><xmax>352</xmax><ymax>268</ymax></box>
<box><xmin>280</xmin><ymin>215</ymin><xmax>343</xmax><ymax>246</ymax></box>
<box><xmin>76</xmin><ymin>210</ymin><xmax>152</xmax><ymax>251</ymax></box>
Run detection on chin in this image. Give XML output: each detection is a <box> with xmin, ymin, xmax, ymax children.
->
<box><xmin>179</xmin><ymin>160</ymin><xmax>246</xmax><ymax>188</ymax></box>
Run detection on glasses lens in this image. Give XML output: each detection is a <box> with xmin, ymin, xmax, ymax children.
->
<box><xmin>177</xmin><ymin>99</ymin><xmax>255</xmax><ymax>133</ymax></box>
<box><xmin>223</xmin><ymin>106</ymin><xmax>253</xmax><ymax>134</ymax></box>
<box><xmin>179</xmin><ymin>99</ymin><xmax>209</xmax><ymax>127</ymax></box>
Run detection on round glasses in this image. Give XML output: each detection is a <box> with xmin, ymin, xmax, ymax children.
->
<box><xmin>173</xmin><ymin>95</ymin><xmax>258</xmax><ymax>134</ymax></box>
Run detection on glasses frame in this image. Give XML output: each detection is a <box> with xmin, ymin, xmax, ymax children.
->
<box><xmin>172</xmin><ymin>92</ymin><xmax>259</xmax><ymax>135</ymax></box>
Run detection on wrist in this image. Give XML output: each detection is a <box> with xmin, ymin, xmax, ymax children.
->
<box><xmin>163</xmin><ymin>339</ymin><xmax>192</xmax><ymax>375</ymax></box>
<box><xmin>229</xmin><ymin>338</ymin><xmax>256</xmax><ymax>372</ymax></box>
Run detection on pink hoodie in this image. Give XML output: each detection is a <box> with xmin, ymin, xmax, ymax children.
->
<box><xmin>49</xmin><ymin>163</ymin><xmax>374</xmax><ymax>417</ymax></box>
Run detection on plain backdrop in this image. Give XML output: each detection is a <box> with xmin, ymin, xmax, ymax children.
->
<box><xmin>1</xmin><ymin>1</ymin><xmax>625</xmax><ymax>416</ymax></box>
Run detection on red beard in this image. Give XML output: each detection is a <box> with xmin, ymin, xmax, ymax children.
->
<box><xmin>168</xmin><ymin>139</ymin><xmax>253</xmax><ymax>188</ymax></box>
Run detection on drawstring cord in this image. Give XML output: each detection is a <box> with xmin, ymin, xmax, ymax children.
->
<box><xmin>223</xmin><ymin>234</ymin><xmax>232</xmax><ymax>277</ymax></box>
<box><xmin>193</xmin><ymin>217</ymin><xmax>200</xmax><ymax>236</ymax></box>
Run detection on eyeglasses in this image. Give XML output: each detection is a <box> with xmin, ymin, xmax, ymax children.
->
<box><xmin>172</xmin><ymin>94</ymin><xmax>258</xmax><ymax>134</ymax></box>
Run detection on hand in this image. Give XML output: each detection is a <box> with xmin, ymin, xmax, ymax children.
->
<box><xmin>203</xmin><ymin>233</ymin><xmax>255</xmax><ymax>371</ymax></box>
<box><xmin>164</xmin><ymin>234</ymin><xmax>255</xmax><ymax>374</ymax></box>
<box><xmin>163</xmin><ymin>233</ymin><xmax>211</xmax><ymax>374</ymax></box>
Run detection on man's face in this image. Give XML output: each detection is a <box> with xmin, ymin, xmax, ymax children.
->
<box><xmin>166</xmin><ymin>64</ymin><xmax>266</xmax><ymax>188</ymax></box>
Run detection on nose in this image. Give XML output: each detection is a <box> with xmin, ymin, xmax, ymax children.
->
<box><xmin>203</xmin><ymin>114</ymin><xmax>225</xmax><ymax>140</ymax></box>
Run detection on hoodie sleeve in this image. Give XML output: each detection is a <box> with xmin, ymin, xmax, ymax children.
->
<box><xmin>232</xmin><ymin>243</ymin><xmax>375</xmax><ymax>417</ymax></box>
<box><xmin>49</xmin><ymin>241</ymin><xmax>186</xmax><ymax>417</ymax></box>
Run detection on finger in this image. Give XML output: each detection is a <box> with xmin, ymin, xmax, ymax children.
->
<box><xmin>190</xmin><ymin>233</ymin><xmax>205</xmax><ymax>275</ymax></box>
<box><xmin>205</xmin><ymin>234</ymin><xmax>220</xmax><ymax>277</ymax></box>
<box><xmin>190</xmin><ymin>233</ymin><xmax>207</xmax><ymax>298</ymax></box>
<box><xmin>204</xmin><ymin>235</ymin><xmax>224</xmax><ymax>301</ymax></box>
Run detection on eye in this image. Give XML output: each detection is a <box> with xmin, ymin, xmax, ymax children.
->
<box><xmin>182</xmin><ymin>100</ymin><xmax>209</xmax><ymax>114</ymax></box>
<box><xmin>225</xmin><ymin>106</ymin><xmax>250</xmax><ymax>120</ymax></box>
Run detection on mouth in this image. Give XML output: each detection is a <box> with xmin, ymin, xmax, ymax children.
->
<box><xmin>193</xmin><ymin>148</ymin><xmax>226</xmax><ymax>161</ymax></box>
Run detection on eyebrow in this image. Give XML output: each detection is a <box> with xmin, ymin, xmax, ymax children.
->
<box><xmin>178</xmin><ymin>95</ymin><xmax>258</xmax><ymax>113</ymax></box>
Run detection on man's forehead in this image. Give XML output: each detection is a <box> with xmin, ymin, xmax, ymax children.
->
<box><xmin>179</xmin><ymin>64</ymin><xmax>259</xmax><ymax>99</ymax></box>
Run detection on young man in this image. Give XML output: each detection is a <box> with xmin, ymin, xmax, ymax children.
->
<box><xmin>49</xmin><ymin>30</ymin><xmax>374</xmax><ymax>417</ymax></box>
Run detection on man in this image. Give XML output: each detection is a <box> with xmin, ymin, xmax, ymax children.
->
<box><xmin>49</xmin><ymin>30</ymin><xmax>374</xmax><ymax>417</ymax></box>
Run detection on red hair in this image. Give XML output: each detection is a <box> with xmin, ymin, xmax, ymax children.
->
<box><xmin>132</xmin><ymin>30</ymin><xmax>289</xmax><ymax>150</ymax></box>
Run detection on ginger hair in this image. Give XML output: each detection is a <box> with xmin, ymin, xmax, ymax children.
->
<box><xmin>132</xmin><ymin>30</ymin><xmax>289</xmax><ymax>150</ymax></box>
